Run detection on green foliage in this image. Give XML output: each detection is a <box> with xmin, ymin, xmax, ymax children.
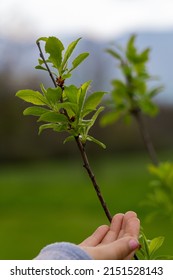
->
<box><xmin>137</xmin><ymin>231</ymin><xmax>173</xmax><ymax>260</ymax></box>
<box><xmin>101</xmin><ymin>35</ymin><xmax>163</xmax><ymax>127</ymax></box>
<box><xmin>141</xmin><ymin>162</ymin><xmax>173</xmax><ymax>222</ymax></box>
<box><xmin>16</xmin><ymin>37</ymin><xmax>106</xmax><ymax>148</ymax></box>
<box><xmin>15</xmin><ymin>34</ymin><xmax>171</xmax><ymax>260</ymax></box>
<box><xmin>36</xmin><ymin>36</ymin><xmax>89</xmax><ymax>79</ymax></box>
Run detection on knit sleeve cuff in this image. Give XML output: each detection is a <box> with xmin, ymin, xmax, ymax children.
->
<box><xmin>34</xmin><ymin>242</ymin><xmax>93</xmax><ymax>260</ymax></box>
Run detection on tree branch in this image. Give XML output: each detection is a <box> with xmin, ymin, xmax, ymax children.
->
<box><xmin>75</xmin><ymin>136</ymin><xmax>112</xmax><ymax>222</ymax></box>
<box><xmin>132</xmin><ymin>108</ymin><xmax>159</xmax><ymax>166</ymax></box>
<box><xmin>36</xmin><ymin>41</ymin><xmax>138</xmax><ymax>260</ymax></box>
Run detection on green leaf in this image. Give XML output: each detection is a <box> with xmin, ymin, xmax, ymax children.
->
<box><xmin>63</xmin><ymin>135</ymin><xmax>75</xmax><ymax>144</ymax></box>
<box><xmin>64</xmin><ymin>85</ymin><xmax>78</xmax><ymax>103</ymax></box>
<box><xmin>38</xmin><ymin>112</ymin><xmax>68</xmax><ymax>123</ymax></box>
<box><xmin>44</xmin><ymin>87</ymin><xmax>62</xmax><ymax>106</ymax></box>
<box><xmin>38</xmin><ymin>59</ymin><xmax>44</xmax><ymax>65</ymax></box>
<box><xmin>86</xmin><ymin>135</ymin><xmax>106</xmax><ymax>149</ymax></box>
<box><xmin>45</xmin><ymin>37</ymin><xmax>64</xmax><ymax>70</ymax></box>
<box><xmin>40</xmin><ymin>83</ymin><xmax>47</xmax><ymax>95</ymax></box>
<box><xmin>140</xmin><ymin>232</ymin><xmax>150</xmax><ymax>259</ymax></box>
<box><xmin>149</xmin><ymin>236</ymin><xmax>165</xmax><ymax>258</ymax></box>
<box><xmin>126</xmin><ymin>34</ymin><xmax>137</xmax><ymax>61</ymax></box>
<box><xmin>36</xmin><ymin>37</ymin><xmax>48</xmax><ymax>43</ymax></box>
<box><xmin>62</xmin><ymin>73</ymin><xmax>72</xmax><ymax>79</ymax></box>
<box><xmin>148</xmin><ymin>86</ymin><xmax>164</xmax><ymax>98</ymax></box>
<box><xmin>23</xmin><ymin>106</ymin><xmax>49</xmax><ymax>116</ymax></box>
<box><xmin>138</xmin><ymin>98</ymin><xmax>159</xmax><ymax>116</ymax></box>
<box><xmin>106</xmin><ymin>49</ymin><xmax>122</xmax><ymax>61</ymax></box>
<box><xmin>16</xmin><ymin>90</ymin><xmax>47</xmax><ymax>105</ymax></box>
<box><xmin>38</xmin><ymin>123</ymin><xmax>56</xmax><ymax>134</ymax></box>
<box><xmin>89</xmin><ymin>106</ymin><xmax>104</xmax><ymax>128</ymax></box>
<box><xmin>83</xmin><ymin>91</ymin><xmax>106</xmax><ymax>117</ymax></box>
<box><xmin>138</xmin><ymin>48</ymin><xmax>150</xmax><ymax>63</ymax></box>
<box><xmin>38</xmin><ymin>123</ymin><xmax>67</xmax><ymax>134</ymax></box>
<box><xmin>69</xmin><ymin>52</ymin><xmax>89</xmax><ymax>72</ymax></box>
<box><xmin>61</xmin><ymin>38</ymin><xmax>81</xmax><ymax>70</ymax></box>
<box><xmin>35</xmin><ymin>65</ymin><xmax>47</xmax><ymax>71</ymax></box>
<box><xmin>100</xmin><ymin>110</ymin><xmax>122</xmax><ymax>126</ymax></box>
<box><xmin>77</xmin><ymin>80</ymin><xmax>92</xmax><ymax>113</ymax></box>
<box><xmin>56</xmin><ymin>102</ymin><xmax>78</xmax><ymax>115</ymax></box>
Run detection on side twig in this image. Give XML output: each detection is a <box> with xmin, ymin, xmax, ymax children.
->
<box><xmin>132</xmin><ymin>108</ymin><xmax>159</xmax><ymax>166</ymax></box>
<box><xmin>36</xmin><ymin>41</ymin><xmax>57</xmax><ymax>87</ymax></box>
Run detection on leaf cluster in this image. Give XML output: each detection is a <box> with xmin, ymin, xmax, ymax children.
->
<box><xmin>101</xmin><ymin>35</ymin><xmax>163</xmax><ymax>126</ymax></box>
<box><xmin>36</xmin><ymin>37</ymin><xmax>89</xmax><ymax>80</ymax></box>
<box><xmin>16</xmin><ymin>37</ymin><xmax>106</xmax><ymax>148</ymax></box>
<box><xmin>137</xmin><ymin>231</ymin><xmax>173</xmax><ymax>260</ymax></box>
<box><xmin>141</xmin><ymin>162</ymin><xmax>173</xmax><ymax>221</ymax></box>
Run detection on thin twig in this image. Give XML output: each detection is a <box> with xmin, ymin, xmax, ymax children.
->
<box><xmin>36</xmin><ymin>41</ymin><xmax>57</xmax><ymax>87</ymax></box>
<box><xmin>75</xmin><ymin>136</ymin><xmax>112</xmax><ymax>222</ymax></box>
<box><xmin>125</xmin><ymin>68</ymin><xmax>159</xmax><ymax>166</ymax></box>
<box><xmin>132</xmin><ymin>108</ymin><xmax>159</xmax><ymax>166</ymax></box>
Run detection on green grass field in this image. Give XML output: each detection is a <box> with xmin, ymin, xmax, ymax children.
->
<box><xmin>0</xmin><ymin>153</ymin><xmax>173</xmax><ymax>259</ymax></box>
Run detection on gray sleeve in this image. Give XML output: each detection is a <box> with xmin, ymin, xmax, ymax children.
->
<box><xmin>34</xmin><ymin>242</ymin><xmax>92</xmax><ymax>260</ymax></box>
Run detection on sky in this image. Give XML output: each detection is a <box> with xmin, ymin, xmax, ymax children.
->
<box><xmin>0</xmin><ymin>0</ymin><xmax>173</xmax><ymax>41</ymax></box>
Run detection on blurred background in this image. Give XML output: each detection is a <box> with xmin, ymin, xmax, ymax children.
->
<box><xmin>0</xmin><ymin>0</ymin><xmax>173</xmax><ymax>259</ymax></box>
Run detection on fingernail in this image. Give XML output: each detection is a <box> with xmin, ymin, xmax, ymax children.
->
<box><xmin>129</xmin><ymin>239</ymin><xmax>139</xmax><ymax>250</ymax></box>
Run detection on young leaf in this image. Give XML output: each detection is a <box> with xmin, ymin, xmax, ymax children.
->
<box><xmin>86</xmin><ymin>135</ymin><xmax>106</xmax><ymax>149</ymax></box>
<box><xmin>100</xmin><ymin>110</ymin><xmax>123</xmax><ymax>126</ymax></box>
<box><xmin>38</xmin><ymin>123</ymin><xmax>67</xmax><ymax>134</ymax></box>
<box><xmin>16</xmin><ymin>90</ymin><xmax>47</xmax><ymax>105</ymax></box>
<box><xmin>35</xmin><ymin>65</ymin><xmax>48</xmax><ymax>71</ymax></box>
<box><xmin>45</xmin><ymin>37</ymin><xmax>64</xmax><ymax>70</ymax></box>
<box><xmin>126</xmin><ymin>34</ymin><xmax>137</xmax><ymax>62</ymax></box>
<box><xmin>44</xmin><ymin>87</ymin><xmax>62</xmax><ymax>106</ymax></box>
<box><xmin>88</xmin><ymin>106</ymin><xmax>104</xmax><ymax>129</ymax></box>
<box><xmin>63</xmin><ymin>135</ymin><xmax>75</xmax><ymax>144</ymax></box>
<box><xmin>64</xmin><ymin>85</ymin><xmax>78</xmax><ymax>103</ymax></box>
<box><xmin>140</xmin><ymin>232</ymin><xmax>150</xmax><ymax>259</ymax></box>
<box><xmin>23</xmin><ymin>106</ymin><xmax>49</xmax><ymax>116</ymax></box>
<box><xmin>106</xmin><ymin>49</ymin><xmax>122</xmax><ymax>61</ymax></box>
<box><xmin>61</xmin><ymin>38</ymin><xmax>81</xmax><ymax>70</ymax></box>
<box><xmin>38</xmin><ymin>112</ymin><xmax>68</xmax><ymax>123</ymax></box>
<box><xmin>69</xmin><ymin>53</ymin><xmax>89</xmax><ymax>72</ymax></box>
<box><xmin>36</xmin><ymin>37</ymin><xmax>48</xmax><ymax>43</ymax></box>
<box><xmin>56</xmin><ymin>102</ymin><xmax>78</xmax><ymax>115</ymax></box>
<box><xmin>148</xmin><ymin>86</ymin><xmax>164</xmax><ymax>98</ymax></box>
<box><xmin>149</xmin><ymin>236</ymin><xmax>165</xmax><ymax>258</ymax></box>
<box><xmin>82</xmin><ymin>91</ymin><xmax>106</xmax><ymax>117</ymax></box>
<box><xmin>138</xmin><ymin>48</ymin><xmax>150</xmax><ymax>63</ymax></box>
<box><xmin>77</xmin><ymin>80</ymin><xmax>92</xmax><ymax>113</ymax></box>
<box><xmin>40</xmin><ymin>83</ymin><xmax>47</xmax><ymax>95</ymax></box>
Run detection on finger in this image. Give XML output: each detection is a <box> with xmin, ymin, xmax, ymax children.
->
<box><xmin>85</xmin><ymin>237</ymin><xmax>139</xmax><ymax>260</ymax></box>
<box><xmin>118</xmin><ymin>211</ymin><xmax>138</xmax><ymax>238</ymax></box>
<box><xmin>79</xmin><ymin>225</ymin><xmax>109</xmax><ymax>247</ymax></box>
<box><xmin>101</xmin><ymin>213</ymin><xmax>124</xmax><ymax>244</ymax></box>
<box><xmin>107</xmin><ymin>237</ymin><xmax>139</xmax><ymax>260</ymax></box>
<box><xmin>119</xmin><ymin>215</ymin><xmax>140</xmax><ymax>240</ymax></box>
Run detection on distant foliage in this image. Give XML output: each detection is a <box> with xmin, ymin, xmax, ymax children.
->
<box><xmin>101</xmin><ymin>35</ymin><xmax>163</xmax><ymax>126</ymax></box>
<box><xmin>141</xmin><ymin>162</ymin><xmax>173</xmax><ymax>222</ymax></box>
